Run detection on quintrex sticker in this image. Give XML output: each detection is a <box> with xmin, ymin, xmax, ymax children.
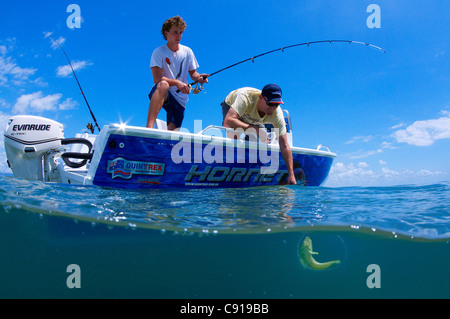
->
<box><xmin>107</xmin><ymin>157</ymin><xmax>165</xmax><ymax>179</ymax></box>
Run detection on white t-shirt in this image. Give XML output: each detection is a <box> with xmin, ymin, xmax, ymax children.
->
<box><xmin>150</xmin><ymin>44</ymin><xmax>199</xmax><ymax>107</ymax></box>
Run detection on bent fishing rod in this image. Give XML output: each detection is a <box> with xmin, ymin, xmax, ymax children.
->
<box><xmin>183</xmin><ymin>39</ymin><xmax>386</xmax><ymax>94</ymax></box>
<box><xmin>49</xmin><ymin>37</ymin><xmax>101</xmax><ymax>133</ymax></box>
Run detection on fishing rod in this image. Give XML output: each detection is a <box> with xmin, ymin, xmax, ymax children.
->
<box><xmin>49</xmin><ymin>37</ymin><xmax>101</xmax><ymax>133</ymax></box>
<box><xmin>183</xmin><ymin>39</ymin><xmax>386</xmax><ymax>94</ymax></box>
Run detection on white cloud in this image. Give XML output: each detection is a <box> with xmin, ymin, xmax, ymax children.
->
<box><xmin>43</xmin><ymin>31</ymin><xmax>53</xmax><ymax>39</ymax></box>
<box><xmin>358</xmin><ymin>162</ymin><xmax>369</xmax><ymax>168</ymax></box>
<box><xmin>348</xmin><ymin>148</ymin><xmax>383</xmax><ymax>159</ymax></box>
<box><xmin>0</xmin><ymin>111</ymin><xmax>10</xmax><ymax>130</ymax></box>
<box><xmin>0</xmin><ymin>47</ymin><xmax>37</xmax><ymax>86</ymax></box>
<box><xmin>391</xmin><ymin>123</ymin><xmax>406</xmax><ymax>129</ymax></box>
<box><xmin>326</xmin><ymin>162</ymin><xmax>374</xmax><ymax>187</ymax></box>
<box><xmin>49</xmin><ymin>36</ymin><xmax>66</xmax><ymax>50</ymax></box>
<box><xmin>392</xmin><ymin>112</ymin><xmax>450</xmax><ymax>146</ymax></box>
<box><xmin>56</xmin><ymin>60</ymin><xmax>93</xmax><ymax>77</ymax></box>
<box><xmin>326</xmin><ymin>162</ymin><xmax>445</xmax><ymax>187</ymax></box>
<box><xmin>381</xmin><ymin>167</ymin><xmax>400</xmax><ymax>177</ymax></box>
<box><xmin>12</xmin><ymin>91</ymin><xmax>77</xmax><ymax>114</ymax></box>
<box><xmin>0</xmin><ymin>111</ymin><xmax>12</xmax><ymax>174</ymax></box>
<box><xmin>0</xmin><ymin>98</ymin><xmax>8</xmax><ymax>108</ymax></box>
<box><xmin>345</xmin><ymin>135</ymin><xmax>374</xmax><ymax>144</ymax></box>
<box><xmin>344</xmin><ymin>135</ymin><xmax>397</xmax><ymax>160</ymax></box>
<box><xmin>13</xmin><ymin>92</ymin><xmax>61</xmax><ymax>113</ymax></box>
<box><xmin>381</xmin><ymin>141</ymin><xmax>397</xmax><ymax>150</ymax></box>
<box><xmin>434</xmin><ymin>50</ymin><xmax>445</xmax><ymax>59</ymax></box>
<box><xmin>59</xmin><ymin>97</ymin><xmax>78</xmax><ymax>110</ymax></box>
<box><xmin>379</xmin><ymin>160</ymin><xmax>387</xmax><ymax>165</ymax></box>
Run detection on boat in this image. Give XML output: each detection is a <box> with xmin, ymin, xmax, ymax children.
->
<box><xmin>3</xmin><ymin>110</ymin><xmax>336</xmax><ymax>189</ymax></box>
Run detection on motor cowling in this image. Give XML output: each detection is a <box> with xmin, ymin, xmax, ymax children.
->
<box><xmin>4</xmin><ymin>115</ymin><xmax>64</xmax><ymax>180</ymax></box>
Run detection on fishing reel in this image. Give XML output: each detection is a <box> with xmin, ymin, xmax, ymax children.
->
<box><xmin>86</xmin><ymin>123</ymin><xmax>94</xmax><ymax>134</ymax></box>
<box><xmin>189</xmin><ymin>82</ymin><xmax>204</xmax><ymax>94</ymax></box>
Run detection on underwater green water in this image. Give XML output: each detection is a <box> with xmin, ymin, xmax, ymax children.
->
<box><xmin>0</xmin><ymin>175</ymin><xmax>449</xmax><ymax>298</ymax></box>
<box><xmin>1</xmin><ymin>211</ymin><xmax>449</xmax><ymax>298</ymax></box>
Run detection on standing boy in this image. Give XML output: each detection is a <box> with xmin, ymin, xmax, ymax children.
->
<box><xmin>146</xmin><ymin>16</ymin><xmax>208</xmax><ymax>130</ymax></box>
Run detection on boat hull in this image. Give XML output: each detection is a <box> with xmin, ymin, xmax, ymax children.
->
<box><xmin>90</xmin><ymin>125</ymin><xmax>335</xmax><ymax>189</ymax></box>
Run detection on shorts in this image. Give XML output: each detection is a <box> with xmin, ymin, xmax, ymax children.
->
<box><xmin>149</xmin><ymin>84</ymin><xmax>185</xmax><ymax>128</ymax></box>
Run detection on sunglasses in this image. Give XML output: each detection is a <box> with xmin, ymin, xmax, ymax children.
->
<box><xmin>263</xmin><ymin>97</ymin><xmax>280</xmax><ymax>108</ymax></box>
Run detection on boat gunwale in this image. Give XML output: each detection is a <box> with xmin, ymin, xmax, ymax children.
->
<box><xmin>105</xmin><ymin>123</ymin><xmax>337</xmax><ymax>159</ymax></box>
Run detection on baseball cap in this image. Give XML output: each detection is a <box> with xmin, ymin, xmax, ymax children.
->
<box><xmin>261</xmin><ymin>84</ymin><xmax>284</xmax><ymax>105</ymax></box>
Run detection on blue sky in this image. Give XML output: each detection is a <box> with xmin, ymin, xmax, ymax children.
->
<box><xmin>1</xmin><ymin>0</ymin><xmax>449</xmax><ymax>187</ymax></box>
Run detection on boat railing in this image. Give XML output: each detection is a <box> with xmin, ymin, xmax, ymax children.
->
<box><xmin>316</xmin><ymin>144</ymin><xmax>332</xmax><ymax>152</ymax></box>
<box><xmin>198</xmin><ymin>125</ymin><xmax>277</xmax><ymax>144</ymax></box>
<box><xmin>197</xmin><ymin>125</ymin><xmax>234</xmax><ymax>135</ymax></box>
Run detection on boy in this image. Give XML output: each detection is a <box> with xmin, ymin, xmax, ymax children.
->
<box><xmin>146</xmin><ymin>16</ymin><xmax>208</xmax><ymax>130</ymax></box>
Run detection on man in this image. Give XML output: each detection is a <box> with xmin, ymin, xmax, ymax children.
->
<box><xmin>221</xmin><ymin>84</ymin><xmax>297</xmax><ymax>185</ymax></box>
<box><xmin>146</xmin><ymin>16</ymin><xmax>208</xmax><ymax>130</ymax></box>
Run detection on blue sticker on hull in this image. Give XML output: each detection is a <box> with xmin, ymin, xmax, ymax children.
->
<box><xmin>107</xmin><ymin>157</ymin><xmax>165</xmax><ymax>179</ymax></box>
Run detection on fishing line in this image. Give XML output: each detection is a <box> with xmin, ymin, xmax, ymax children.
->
<box><xmin>49</xmin><ymin>37</ymin><xmax>101</xmax><ymax>133</ymax></box>
<box><xmin>183</xmin><ymin>39</ymin><xmax>386</xmax><ymax>94</ymax></box>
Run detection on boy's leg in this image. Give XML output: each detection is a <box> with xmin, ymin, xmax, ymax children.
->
<box><xmin>146</xmin><ymin>81</ymin><xmax>169</xmax><ymax>128</ymax></box>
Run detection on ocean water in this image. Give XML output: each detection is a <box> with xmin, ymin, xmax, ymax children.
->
<box><xmin>0</xmin><ymin>173</ymin><xmax>449</xmax><ymax>299</ymax></box>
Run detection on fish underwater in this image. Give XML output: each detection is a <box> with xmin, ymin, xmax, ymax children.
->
<box><xmin>299</xmin><ymin>236</ymin><xmax>341</xmax><ymax>270</ymax></box>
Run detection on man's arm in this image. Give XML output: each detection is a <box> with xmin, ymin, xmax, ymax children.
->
<box><xmin>278</xmin><ymin>134</ymin><xmax>297</xmax><ymax>185</ymax></box>
<box><xmin>223</xmin><ymin>108</ymin><xmax>269</xmax><ymax>142</ymax></box>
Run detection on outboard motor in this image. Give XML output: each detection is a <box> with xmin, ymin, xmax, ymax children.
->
<box><xmin>4</xmin><ymin>115</ymin><xmax>64</xmax><ymax>181</ymax></box>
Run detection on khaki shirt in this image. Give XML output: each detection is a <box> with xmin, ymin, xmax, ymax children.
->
<box><xmin>224</xmin><ymin>87</ymin><xmax>287</xmax><ymax>136</ymax></box>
